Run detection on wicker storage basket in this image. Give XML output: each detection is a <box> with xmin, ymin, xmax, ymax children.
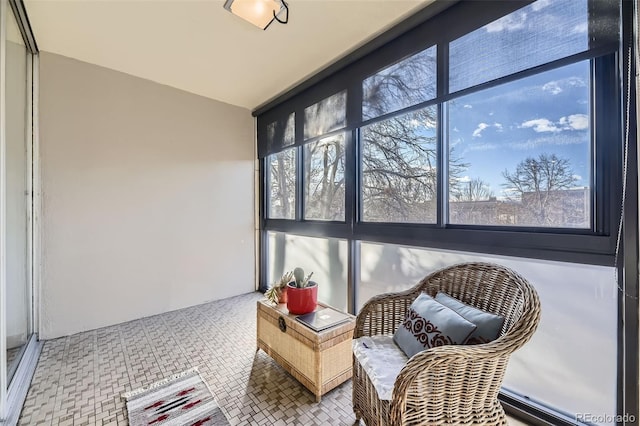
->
<box><xmin>257</xmin><ymin>300</ymin><xmax>355</xmax><ymax>402</ymax></box>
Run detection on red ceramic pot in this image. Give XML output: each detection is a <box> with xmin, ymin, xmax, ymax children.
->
<box><xmin>286</xmin><ymin>281</ymin><xmax>318</xmax><ymax>315</ymax></box>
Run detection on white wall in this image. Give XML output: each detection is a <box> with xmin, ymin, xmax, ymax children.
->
<box><xmin>38</xmin><ymin>52</ymin><xmax>255</xmax><ymax>339</ymax></box>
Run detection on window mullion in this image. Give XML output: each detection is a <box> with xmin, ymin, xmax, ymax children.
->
<box><xmin>295</xmin><ymin>107</ymin><xmax>304</xmax><ymax>222</ymax></box>
<box><xmin>437</xmin><ymin>42</ymin><xmax>449</xmax><ymax>228</ymax></box>
<box><xmin>438</xmin><ymin>103</ymin><xmax>448</xmax><ymax>228</ymax></box>
<box><xmin>347</xmin><ymin>80</ymin><xmax>361</xmax><ymax>231</ymax></box>
<box><xmin>296</xmin><ymin>145</ymin><xmax>303</xmax><ymax>222</ymax></box>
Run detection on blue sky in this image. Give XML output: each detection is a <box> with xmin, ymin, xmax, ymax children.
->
<box><xmin>449</xmin><ymin>61</ymin><xmax>591</xmax><ymax>198</ymax></box>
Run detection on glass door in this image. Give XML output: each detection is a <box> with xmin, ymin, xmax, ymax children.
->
<box><xmin>5</xmin><ymin>0</ymin><xmax>32</xmax><ymax>387</ymax></box>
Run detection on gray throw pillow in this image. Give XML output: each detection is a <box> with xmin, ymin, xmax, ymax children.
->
<box><xmin>435</xmin><ymin>292</ymin><xmax>505</xmax><ymax>345</ymax></box>
<box><xmin>393</xmin><ymin>293</ymin><xmax>477</xmax><ymax>358</ymax></box>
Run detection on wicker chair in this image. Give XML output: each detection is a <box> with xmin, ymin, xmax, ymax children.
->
<box><xmin>352</xmin><ymin>262</ymin><xmax>541</xmax><ymax>426</ymax></box>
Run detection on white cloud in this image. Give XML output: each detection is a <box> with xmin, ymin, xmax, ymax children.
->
<box><xmin>472</xmin><ymin>122</ymin><xmax>490</xmax><ymax>138</ymax></box>
<box><xmin>521</xmin><ymin>114</ymin><xmax>588</xmax><ymax>134</ymax></box>
<box><xmin>564</xmin><ymin>114</ymin><xmax>589</xmax><ymax>130</ymax></box>
<box><xmin>567</xmin><ymin>77</ymin><xmax>587</xmax><ymax>88</ymax></box>
<box><xmin>486</xmin><ymin>12</ymin><xmax>527</xmax><ymax>33</ymax></box>
<box><xmin>521</xmin><ymin>118</ymin><xmax>560</xmax><ymax>133</ymax></box>
<box><xmin>463</xmin><ymin>104</ymin><xmax>473</xmax><ymax>109</ymax></box>
<box><xmin>464</xmin><ymin>143</ymin><xmax>499</xmax><ymax>153</ymax></box>
<box><xmin>572</xmin><ymin>174</ymin><xmax>583</xmax><ymax>181</ymax></box>
<box><xmin>542</xmin><ymin>77</ymin><xmax>587</xmax><ymax>95</ymax></box>
<box><xmin>453</xmin><ymin>127</ymin><xmax>459</xmax><ymax>132</ymax></box>
<box><xmin>572</xmin><ymin>22</ymin><xmax>588</xmax><ymax>34</ymax></box>
<box><xmin>472</xmin><ymin>122</ymin><xmax>504</xmax><ymax>138</ymax></box>
<box><xmin>560</xmin><ymin>77</ymin><xmax>587</xmax><ymax>87</ymax></box>
<box><xmin>531</xmin><ymin>0</ymin><xmax>552</xmax><ymax>11</ymax></box>
<box><xmin>458</xmin><ymin>176</ymin><xmax>471</xmax><ymax>183</ymax></box>
<box><xmin>542</xmin><ymin>81</ymin><xmax>563</xmax><ymax>95</ymax></box>
<box><xmin>510</xmin><ymin>134</ymin><xmax>588</xmax><ymax>150</ymax></box>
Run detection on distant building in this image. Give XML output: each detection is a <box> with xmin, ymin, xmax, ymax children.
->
<box><xmin>449</xmin><ymin>187</ymin><xmax>589</xmax><ymax>228</ymax></box>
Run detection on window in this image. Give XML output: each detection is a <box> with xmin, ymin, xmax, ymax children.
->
<box><xmin>259</xmin><ymin>0</ymin><xmax>620</xmax><ymax>255</ymax></box>
<box><xmin>267</xmin><ymin>148</ymin><xmax>296</xmax><ymax>219</ymax></box>
<box><xmin>302</xmin><ymin>92</ymin><xmax>348</xmax><ymax>220</ymax></box>
<box><xmin>448</xmin><ymin>61</ymin><xmax>591</xmax><ymax>228</ymax></box>
<box><xmin>362</xmin><ymin>106</ymin><xmax>438</xmax><ymax>223</ymax></box>
<box><xmin>363</xmin><ymin>46</ymin><xmax>436</xmax><ymax>120</ymax></box>
<box><xmin>304</xmin><ymin>91</ymin><xmax>346</xmax><ymax>140</ymax></box>
<box><xmin>304</xmin><ymin>133</ymin><xmax>346</xmax><ymax>221</ymax></box>
<box><xmin>267</xmin><ymin>113</ymin><xmax>295</xmax><ymax>150</ymax></box>
<box><xmin>449</xmin><ymin>0</ymin><xmax>589</xmax><ymax>92</ymax></box>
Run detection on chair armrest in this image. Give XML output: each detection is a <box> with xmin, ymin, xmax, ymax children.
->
<box><xmin>354</xmin><ymin>290</ymin><xmax>417</xmax><ymax>338</ymax></box>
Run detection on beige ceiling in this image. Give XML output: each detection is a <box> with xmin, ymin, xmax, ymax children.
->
<box><xmin>24</xmin><ymin>0</ymin><xmax>433</xmax><ymax>110</ymax></box>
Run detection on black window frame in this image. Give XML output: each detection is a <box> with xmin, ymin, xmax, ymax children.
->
<box><xmin>257</xmin><ymin>0</ymin><xmax>622</xmax><ymax>267</ymax></box>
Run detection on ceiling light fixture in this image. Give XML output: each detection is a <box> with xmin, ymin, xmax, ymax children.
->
<box><xmin>223</xmin><ymin>0</ymin><xmax>289</xmax><ymax>30</ymax></box>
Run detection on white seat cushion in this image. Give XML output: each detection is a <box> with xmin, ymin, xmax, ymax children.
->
<box><xmin>353</xmin><ymin>335</ymin><xmax>409</xmax><ymax>401</ymax></box>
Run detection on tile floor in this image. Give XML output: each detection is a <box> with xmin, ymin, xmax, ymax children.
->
<box><xmin>7</xmin><ymin>346</ymin><xmax>22</xmax><ymax>367</ymax></box>
<box><xmin>17</xmin><ymin>292</ymin><xmax>529</xmax><ymax>425</ymax></box>
<box><xmin>6</xmin><ymin>345</ymin><xmax>23</xmax><ymax>385</ymax></box>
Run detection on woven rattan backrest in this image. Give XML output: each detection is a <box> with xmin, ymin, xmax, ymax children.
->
<box><xmin>353</xmin><ymin>262</ymin><xmax>541</xmax><ymax>426</ymax></box>
<box><xmin>411</xmin><ymin>262</ymin><xmax>536</xmax><ymax>339</ymax></box>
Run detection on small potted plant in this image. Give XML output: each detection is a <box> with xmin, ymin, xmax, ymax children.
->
<box><xmin>286</xmin><ymin>267</ymin><xmax>318</xmax><ymax>315</ymax></box>
<box><xmin>264</xmin><ymin>271</ymin><xmax>294</xmax><ymax>305</ymax></box>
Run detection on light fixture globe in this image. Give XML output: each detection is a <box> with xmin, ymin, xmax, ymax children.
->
<box><xmin>223</xmin><ymin>0</ymin><xmax>289</xmax><ymax>30</ymax></box>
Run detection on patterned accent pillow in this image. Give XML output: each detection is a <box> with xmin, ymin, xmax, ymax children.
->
<box><xmin>393</xmin><ymin>293</ymin><xmax>477</xmax><ymax>358</ymax></box>
<box><xmin>435</xmin><ymin>292</ymin><xmax>505</xmax><ymax>345</ymax></box>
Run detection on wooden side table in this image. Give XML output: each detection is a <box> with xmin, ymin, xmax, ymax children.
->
<box><xmin>256</xmin><ymin>300</ymin><xmax>355</xmax><ymax>402</ymax></box>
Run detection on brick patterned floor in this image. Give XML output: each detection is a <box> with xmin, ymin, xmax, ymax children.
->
<box><xmin>7</xmin><ymin>345</ymin><xmax>22</xmax><ymax>366</ymax></box>
<box><xmin>17</xmin><ymin>292</ymin><xmax>529</xmax><ymax>425</ymax></box>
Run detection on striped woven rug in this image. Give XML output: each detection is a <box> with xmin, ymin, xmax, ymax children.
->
<box><xmin>122</xmin><ymin>368</ymin><xmax>230</xmax><ymax>426</ymax></box>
